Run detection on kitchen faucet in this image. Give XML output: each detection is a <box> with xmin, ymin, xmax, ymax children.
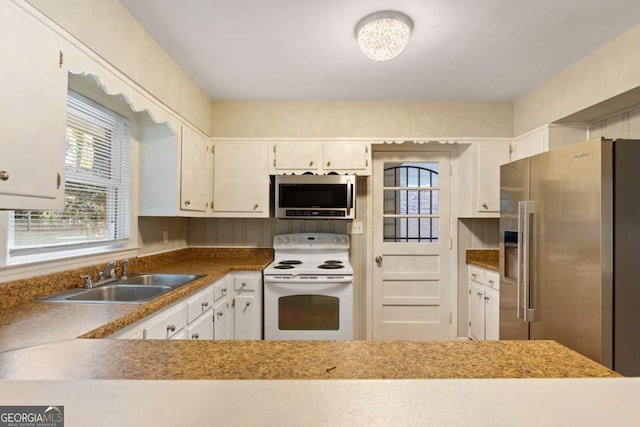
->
<box><xmin>80</xmin><ymin>261</ymin><xmax>119</xmax><ymax>288</ymax></box>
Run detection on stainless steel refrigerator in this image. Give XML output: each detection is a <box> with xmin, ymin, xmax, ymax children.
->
<box><xmin>499</xmin><ymin>138</ymin><xmax>640</xmax><ymax>376</ymax></box>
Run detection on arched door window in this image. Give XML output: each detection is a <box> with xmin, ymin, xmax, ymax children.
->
<box><xmin>383</xmin><ymin>163</ymin><xmax>439</xmax><ymax>242</ymax></box>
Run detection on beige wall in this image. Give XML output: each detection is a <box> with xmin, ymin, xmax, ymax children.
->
<box><xmin>211</xmin><ymin>100</ymin><xmax>514</xmax><ymax>138</ymax></box>
<box><xmin>514</xmin><ymin>24</ymin><xmax>640</xmax><ymax>135</ymax></box>
<box><xmin>26</xmin><ymin>0</ymin><xmax>211</xmax><ymax>134</ymax></box>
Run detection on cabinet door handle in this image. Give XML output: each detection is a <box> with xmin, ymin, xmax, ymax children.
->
<box><xmin>221</xmin><ymin>287</ymin><xmax>227</xmax><ymax>293</ymax></box>
<box><xmin>191</xmin><ymin>332</ymin><xmax>199</xmax><ymax>339</ymax></box>
<box><xmin>245</xmin><ymin>301</ymin><xmax>251</xmax><ymax>307</ymax></box>
<box><xmin>241</xmin><ymin>282</ymin><xmax>247</xmax><ymax>287</ymax></box>
<box><xmin>0</xmin><ymin>170</ymin><xmax>8</xmax><ymax>181</ymax></box>
<box><xmin>477</xmin><ymin>292</ymin><xmax>483</xmax><ymax>297</ymax></box>
<box><xmin>202</xmin><ymin>301</ymin><xmax>209</xmax><ymax>309</ymax></box>
<box><xmin>217</xmin><ymin>311</ymin><xmax>224</xmax><ymax>318</ymax></box>
<box><xmin>482</xmin><ymin>202</ymin><xmax>488</xmax><ymax>209</ymax></box>
<box><xmin>327</xmin><ymin>161</ymin><xmax>331</xmax><ymax>167</ymax></box>
<box><xmin>167</xmin><ymin>324</ymin><xmax>176</xmax><ymax>332</ymax></box>
<box><xmin>253</xmin><ymin>203</ymin><xmax>259</xmax><ymax>210</ymax></box>
<box><xmin>488</xmin><ymin>280</ymin><xmax>495</xmax><ymax>285</ymax></box>
<box><xmin>309</xmin><ymin>160</ymin><xmax>314</xmax><ymax>166</ymax></box>
<box><xmin>471</xmin><ymin>273</ymin><xmax>477</xmax><ymax>279</ymax></box>
<box><xmin>184</xmin><ymin>200</ymin><xmax>191</xmax><ymax>206</ymax></box>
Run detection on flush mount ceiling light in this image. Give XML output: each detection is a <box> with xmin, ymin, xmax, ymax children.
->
<box><xmin>355</xmin><ymin>10</ymin><xmax>413</xmax><ymax>62</ymax></box>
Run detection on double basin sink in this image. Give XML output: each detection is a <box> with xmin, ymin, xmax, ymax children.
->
<box><xmin>40</xmin><ymin>274</ymin><xmax>203</xmax><ymax>304</ymax></box>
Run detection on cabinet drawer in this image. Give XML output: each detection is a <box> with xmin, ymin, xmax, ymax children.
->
<box><xmin>214</xmin><ymin>276</ymin><xmax>231</xmax><ymax>301</ymax></box>
<box><xmin>144</xmin><ymin>304</ymin><xmax>187</xmax><ymax>339</ymax></box>
<box><xmin>234</xmin><ymin>274</ymin><xmax>260</xmax><ymax>292</ymax></box>
<box><xmin>186</xmin><ymin>285</ymin><xmax>214</xmax><ymax>323</ymax></box>
<box><xmin>468</xmin><ymin>266</ymin><xmax>485</xmax><ymax>284</ymax></box>
<box><xmin>485</xmin><ymin>271</ymin><xmax>499</xmax><ymax>290</ymax></box>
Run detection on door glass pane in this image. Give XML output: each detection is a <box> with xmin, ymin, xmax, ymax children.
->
<box><xmin>383</xmin><ymin>190</ymin><xmax>439</xmax><ymax>215</ymax></box>
<box><xmin>383</xmin><ymin>162</ymin><xmax>439</xmax><ymax>243</ymax></box>
<box><xmin>278</xmin><ymin>295</ymin><xmax>339</xmax><ymax>330</ymax></box>
<box><xmin>383</xmin><ymin>217</ymin><xmax>439</xmax><ymax>242</ymax></box>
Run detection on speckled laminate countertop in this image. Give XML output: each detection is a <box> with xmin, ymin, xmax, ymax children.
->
<box><xmin>0</xmin><ymin>339</ymin><xmax>620</xmax><ymax>380</ymax></box>
<box><xmin>466</xmin><ymin>249</ymin><xmax>499</xmax><ymax>271</ymax></box>
<box><xmin>0</xmin><ymin>249</ymin><xmax>273</xmax><ymax>352</ymax></box>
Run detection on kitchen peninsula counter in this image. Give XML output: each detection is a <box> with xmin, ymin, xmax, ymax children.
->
<box><xmin>0</xmin><ymin>339</ymin><xmax>620</xmax><ymax>380</ymax></box>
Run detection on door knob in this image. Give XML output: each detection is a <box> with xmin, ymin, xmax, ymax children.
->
<box><xmin>375</xmin><ymin>256</ymin><xmax>382</xmax><ymax>266</ymax></box>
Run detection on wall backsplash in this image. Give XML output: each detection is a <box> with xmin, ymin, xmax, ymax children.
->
<box><xmin>138</xmin><ymin>216</ymin><xmax>189</xmax><ymax>255</ymax></box>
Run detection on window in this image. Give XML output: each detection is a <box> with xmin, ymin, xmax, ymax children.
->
<box><xmin>8</xmin><ymin>91</ymin><xmax>131</xmax><ymax>260</ymax></box>
<box><xmin>383</xmin><ymin>162</ymin><xmax>439</xmax><ymax>242</ymax></box>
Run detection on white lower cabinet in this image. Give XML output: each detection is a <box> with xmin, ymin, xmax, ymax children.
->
<box><xmin>110</xmin><ymin>272</ymin><xmax>262</xmax><ymax>341</ymax></box>
<box><xmin>187</xmin><ymin>310</ymin><xmax>214</xmax><ymax>340</ymax></box>
<box><xmin>484</xmin><ymin>287</ymin><xmax>500</xmax><ymax>341</ymax></box>
<box><xmin>232</xmin><ymin>272</ymin><xmax>262</xmax><ymax>340</ymax></box>
<box><xmin>468</xmin><ymin>265</ymin><xmax>500</xmax><ymax>341</ymax></box>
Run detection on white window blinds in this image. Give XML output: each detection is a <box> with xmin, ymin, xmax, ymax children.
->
<box><xmin>8</xmin><ymin>91</ymin><xmax>131</xmax><ymax>255</ymax></box>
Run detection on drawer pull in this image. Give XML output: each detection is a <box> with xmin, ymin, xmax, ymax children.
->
<box><xmin>167</xmin><ymin>324</ymin><xmax>176</xmax><ymax>332</ymax></box>
<box><xmin>202</xmin><ymin>301</ymin><xmax>209</xmax><ymax>308</ymax></box>
<box><xmin>241</xmin><ymin>282</ymin><xmax>247</xmax><ymax>287</ymax></box>
<box><xmin>191</xmin><ymin>332</ymin><xmax>200</xmax><ymax>340</ymax></box>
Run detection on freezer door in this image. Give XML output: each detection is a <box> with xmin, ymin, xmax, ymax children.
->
<box><xmin>529</xmin><ymin>139</ymin><xmax>606</xmax><ymax>364</ymax></box>
<box><xmin>499</xmin><ymin>158</ymin><xmax>530</xmax><ymax>340</ymax></box>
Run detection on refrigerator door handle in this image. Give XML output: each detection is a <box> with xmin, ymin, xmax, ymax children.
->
<box><xmin>517</xmin><ymin>201</ymin><xmax>525</xmax><ymax>320</ymax></box>
<box><xmin>522</xmin><ymin>200</ymin><xmax>539</xmax><ymax>323</ymax></box>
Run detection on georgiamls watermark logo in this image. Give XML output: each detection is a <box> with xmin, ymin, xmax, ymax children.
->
<box><xmin>0</xmin><ymin>406</ymin><xmax>64</xmax><ymax>427</ymax></box>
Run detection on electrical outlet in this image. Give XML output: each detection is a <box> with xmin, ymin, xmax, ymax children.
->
<box><xmin>348</xmin><ymin>221</ymin><xmax>364</xmax><ymax>235</ymax></box>
<box><xmin>162</xmin><ymin>230</ymin><xmax>169</xmax><ymax>244</ymax></box>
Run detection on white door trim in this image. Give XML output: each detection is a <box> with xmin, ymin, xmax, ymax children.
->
<box><xmin>366</xmin><ymin>143</ymin><xmax>457</xmax><ymax>340</ymax></box>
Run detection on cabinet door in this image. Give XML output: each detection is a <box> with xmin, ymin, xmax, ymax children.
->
<box><xmin>0</xmin><ymin>1</ymin><xmax>67</xmax><ymax>210</ymax></box>
<box><xmin>214</xmin><ymin>298</ymin><xmax>232</xmax><ymax>339</ymax></box>
<box><xmin>469</xmin><ymin>282</ymin><xmax>485</xmax><ymax>340</ymax></box>
<box><xmin>187</xmin><ymin>309</ymin><xmax>214</xmax><ymax>340</ymax></box>
<box><xmin>180</xmin><ymin>125</ymin><xmax>210</xmax><ymax>212</ymax></box>
<box><xmin>485</xmin><ymin>287</ymin><xmax>500</xmax><ymax>340</ymax></box>
<box><xmin>322</xmin><ymin>143</ymin><xmax>369</xmax><ymax>171</ymax></box>
<box><xmin>213</xmin><ymin>142</ymin><xmax>269</xmax><ymax>216</ymax></box>
<box><xmin>234</xmin><ymin>295</ymin><xmax>258</xmax><ymax>339</ymax></box>
<box><xmin>272</xmin><ymin>142</ymin><xmax>321</xmax><ymax>171</ymax></box>
<box><xmin>477</xmin><ymin>143</ymin><xmax>510</xmax><ymax>212</ymax></box>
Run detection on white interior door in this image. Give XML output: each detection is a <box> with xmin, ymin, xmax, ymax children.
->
<box><xmin>372</xmin><ymin>151</ymin><xmax>451</xmax><ymax>340</ymax></box>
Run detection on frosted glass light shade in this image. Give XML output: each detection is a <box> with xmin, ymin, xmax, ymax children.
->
<box><xmin>355</xmin><ymin>11</ymin><xmax>413</xmax><ymax>61</ymax></box>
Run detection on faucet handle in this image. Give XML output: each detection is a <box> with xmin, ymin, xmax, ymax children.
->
<box><xmin>110</xmin><ymin>266</ymin><xmax>120</xmax><ymax>279</ymax></box>
<box><xmin>80</xmin><ymin>274</ymin><xmax>93</xmax><ymax>288</ymax></box>
<box><xmin>121</xmin><ymin>258</ymin><xmax>130</xmax><ymax>279</ymax></box>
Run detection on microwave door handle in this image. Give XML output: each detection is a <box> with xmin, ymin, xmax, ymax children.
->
<box><xmin>346</xmin><ymin>180</ymin><xmax>354</xmax><ymax>215</ymax></box>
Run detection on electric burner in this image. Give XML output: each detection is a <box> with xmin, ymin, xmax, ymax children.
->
<box><xmin>279</xmin><ymin>260</ymin><xmax>302</xmax><ymax>265</ymax></box>
<box><xmin>318</xmin><ymin>263</ymin><xmax>345</xmax><ymax>269</ymax></box>
<box><xmin>274</xmin><ymin>265</ymin><xmax>295</xmax><ymax>269</ymax></box>
<box><xmin>324</xmin><ymin>260</ymin><xmax>343</xmax><ymax>264</ymax></box>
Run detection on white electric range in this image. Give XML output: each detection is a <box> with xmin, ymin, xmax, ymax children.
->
<box><xmin>263</xmin><ymin>233</ymin><xmax>353</xmax><ymax>340</ymax></box>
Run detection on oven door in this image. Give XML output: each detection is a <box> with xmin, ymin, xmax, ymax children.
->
<box><xmin>264</xmin><ymin>281</ymin><xmax>353</xmax><ymax>340</ymax></box>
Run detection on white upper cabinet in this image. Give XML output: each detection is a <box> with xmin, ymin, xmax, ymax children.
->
<box><xmin>270</xmin><ymin>141</ymin><xmax>371</xmax><ymax>175</ymax></box>
<box><xmin>0</xmin><ymin>1</ymin><xmax>67</xmax><ymax>210</ymax></box>
<box><xmin>139</xmin><ymin>121</ymin><xmax>211</xmax><ymax>217</ymax></box>
<box><xmin>180</xmin><ymin>125</ymin><xmax>210</xmax><ymax>213</ymax></box>
<box><xmin>511</xmin><ymin>124</ymin><xmax>587</xmax><ymax>161</ymax></box>
<box><xmin>456</xmin><ymin>141</ymin><xmax>510</xmax><ymax>218</ymax></box>
<box><xmin>211</xmin><ymin>141</ymin><xmax>270</xmax><ymax>217</ymax></box>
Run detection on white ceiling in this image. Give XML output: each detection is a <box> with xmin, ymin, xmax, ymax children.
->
<box><xmin>119</xmin><ymin>0</ymin><xmax>640</xmax><ymax>101</ymax></box>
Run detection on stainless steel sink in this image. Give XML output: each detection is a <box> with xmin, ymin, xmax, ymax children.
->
<box><xmin>117</xmin><ymin>274</ymin><xmax>202</xmax><ymax>287</ymax></box>
<box><xmin>66</xmin><ymin>285</ymin><xmax>172</xmax><ymax>302</ymax></box>
<box><xmin>39</xmin><ymin>274</ymin><xmax>203</xmax><ymax>304</ymax></box>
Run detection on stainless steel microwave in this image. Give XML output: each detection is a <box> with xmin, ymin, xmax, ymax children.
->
<box><xmin>275</xmin><ymin>175</ymin><xmax>355</xmax><ymax>219</ymax></box>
